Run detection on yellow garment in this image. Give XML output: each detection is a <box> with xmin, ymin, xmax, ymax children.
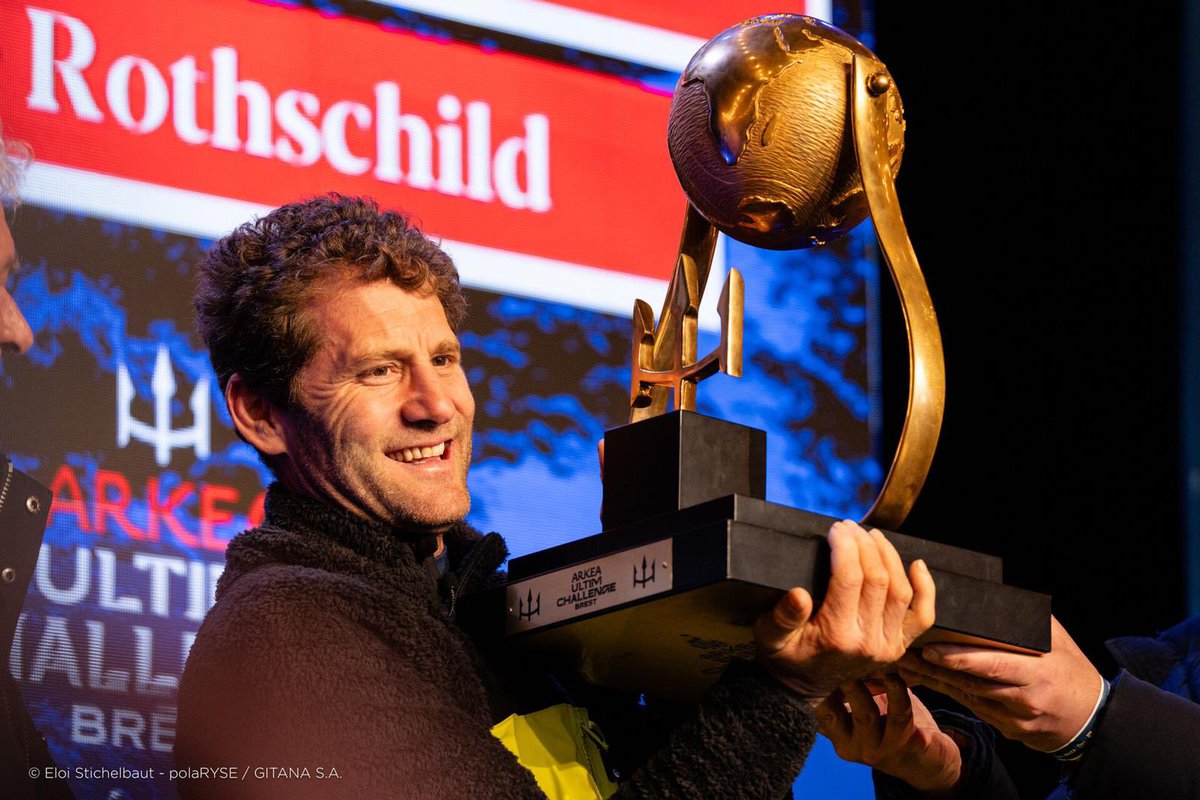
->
<box><xmin>491</xmin><ymin>704</ymin><xmax>619</xmax><ymax>799</ymax></box>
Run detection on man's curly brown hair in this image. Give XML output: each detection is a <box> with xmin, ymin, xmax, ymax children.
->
<box><xmin>195</xmin><ymin>194</ymin><xmax>466</xmax><ymax>409</ymax></box>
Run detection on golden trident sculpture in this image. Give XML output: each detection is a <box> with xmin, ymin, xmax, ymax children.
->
<box><xmin>630</xmin><ymin>15</ymin><xmax>945</xmax><ymax>531</ymax></box>
<box><xmin>628</xmin><ymin>243</ymin><xmax>743</xmax><ymax>419</ymax></box>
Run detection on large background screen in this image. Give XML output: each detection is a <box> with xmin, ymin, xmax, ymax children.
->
<box><xmin>1</xmin><ymin>1</ymin><xmax>881</xmax><ymax>796</ymax></box>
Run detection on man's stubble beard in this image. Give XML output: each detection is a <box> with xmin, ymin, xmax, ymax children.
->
<box><xmin>381</xmin><ymin>432</ymin><xmax>473</xmax><ymax>533</ymax></box>
<box><xmin>284</xmin><ymin>403</ymin><xmax>474</xmax><ymax>534</ymax></box>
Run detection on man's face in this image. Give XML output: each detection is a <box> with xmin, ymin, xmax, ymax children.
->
<box><xmin>0</xmin><ymin>213</ymin><xmax>33</xmax><ymax>356</ymax></box>
<box><xmin>274</xmin><ymin>278</ymin><xmax>475</xmax><ymax>530</ymax></box>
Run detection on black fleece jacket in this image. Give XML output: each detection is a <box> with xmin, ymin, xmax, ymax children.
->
<box><xmin>175</xmin><ymin>485</ymin><xmax>817</xmax><ymax>799</ymax></box>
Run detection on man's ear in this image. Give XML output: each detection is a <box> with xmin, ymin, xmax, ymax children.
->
<box><xmin>225</xmin><ymin>373</ymin><xmax>289</xmax><ymax>457</ymax></box>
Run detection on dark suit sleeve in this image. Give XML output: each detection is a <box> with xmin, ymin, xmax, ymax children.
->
<box><xmin>874</xmin><ymin>675</ymin><xmax>1200</xmax><ymax>800</ymax></box>
<box><xmin>1069</xmin><ymin>672</ymin><xmax>1200</xmax><ymax>799</ymax></box>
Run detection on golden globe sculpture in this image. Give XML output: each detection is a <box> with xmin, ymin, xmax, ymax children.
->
<box><xmin>667</xmin><ymin>15</ymin><xmax>905</xmax><ymax>249</ymax></box>
<box><xmin>630</xmin><ymin>14</ymin><xmax>943</xmax><ymax>530</ymax></box>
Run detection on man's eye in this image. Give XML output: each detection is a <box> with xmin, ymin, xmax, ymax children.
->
<box><xmin>363</xmin><ymin>365</ymin><xmax>394</xmax><ymax>378</ymax></box>
<box><xmin>432</xmin><ymin>354</ymin><xmax>456</xmax><ymax>367</ymax></box>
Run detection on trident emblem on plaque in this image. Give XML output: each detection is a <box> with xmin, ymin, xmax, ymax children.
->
<box><xmin>517</xmin><ymin>589</ymin><xmax>541</xmax><ymax>621</ymax></box>
<box><xmin>632</xmin><ymin>555</ymin><xmax>656</xmax><ymax>588</ymax></box>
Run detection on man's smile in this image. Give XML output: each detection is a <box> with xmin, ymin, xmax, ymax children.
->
<box><xmin>387</xmin><ymin>439</ymin><xmax>452</xmax><ymax>464</ymax></box>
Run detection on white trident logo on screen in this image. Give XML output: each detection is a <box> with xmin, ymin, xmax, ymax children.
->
<box><xmin>117</xmin><ymin>344</ymin><xmax>211</xmax><ymax>467</ymax></box>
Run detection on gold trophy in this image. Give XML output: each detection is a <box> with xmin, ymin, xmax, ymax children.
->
<box><xmin>479</xmin><ymin>16</ymin><xmax>1049</xmax><ymax>702</ymax></box>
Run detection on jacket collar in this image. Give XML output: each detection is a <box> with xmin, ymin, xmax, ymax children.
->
<box><xmin>217</xmin><ymin>483</ymin><xmax>506</xmax><ymax>602</ymax></box>
<box><xmin>261</xmin><ymin>483</ymin><xmax>443</xmax><ymax>570</ymax></box>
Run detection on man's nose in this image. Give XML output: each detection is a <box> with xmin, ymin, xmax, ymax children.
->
<box><xmin>400</xmin><ymin>364</ymin><xmax>455</xmax><ymax>425</ymax></box>
<box><xmin>0</xmin><ymin>290</ymin><xmax>33</xmax><ymax>355</ymax></box>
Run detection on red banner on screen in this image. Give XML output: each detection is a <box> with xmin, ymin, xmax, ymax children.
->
<box><xmin>545</xmin><ymin>1</ymin><xmax>809</xmax><ymax>40</ymax></box>
<box><xmin>0</xmin><ymin>0</ymin><xmax>688</xmax><ymax>279</ymax></box>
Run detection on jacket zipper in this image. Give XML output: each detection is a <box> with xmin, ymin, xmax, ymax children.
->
<box><xmin>0</xmin><ymin>457</ymin><xmax>14</xmax><ymax>518</ymax></box>
<box><xmin>446</xmin><ymin>532</ymin><xmax>502</xmax><ymax>619</ymax></box>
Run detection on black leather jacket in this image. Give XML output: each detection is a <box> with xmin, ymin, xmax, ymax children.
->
<box><xmin>0</xmin><ymin>455</ymin><xmax>73</xmax><ymax>800</ymax></box>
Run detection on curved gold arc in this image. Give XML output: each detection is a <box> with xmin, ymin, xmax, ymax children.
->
<box><xmin>852</xmin><ymin>55</ymin><xmax>946</xmax><ymax>530</ymax></box>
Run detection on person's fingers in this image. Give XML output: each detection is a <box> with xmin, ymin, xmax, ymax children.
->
<box><xmin>902</xmin><ymin>559</ymin><xmax>936</xmax><ymax>645</ymax></box>
<box><xmin>815</xmin><ymin>691</ymin><xmax>853</xmax><ymax>743</ymax></box>
<box><xmin>920</xmin><ymin>645</ymin><xmax>1034</xmax><ymax>687</ymax></box>
<box><xmin>898</xmin><ymin>665</ymin><xmax>969</xmax><ymax>704</ymax></box>
<box><xmin>854</xmin><ymin>525</ymin><xmax>890</xmax><ymax>630</ymax></box>
<box><xmin>597</xmin><ymin>439</ymin><xmax>605</xmax><ymax>477</ymax></box>
<box><xmin>905</xmin><ymin>653</ymin><xmax>1018</xmax><ymax>697</ymax></box>
<box><xmin>898</xmin><ymin>665</ymin><xmax>929</xmax><ymax>689</ymax></box>
<box><xmin>897</xmin><ymin>666</ymin><xmax>1012</xmax><ymax>722</ymax></box>
<box><xmin>874</xmin><ymin>530</ymin><xmax>912</xmax><ymax>639</ymax></box>
<box><xmin>821</xmin><ymin>522</ymin><xmax>864</xmax><ymax>624</ymax></box>
<box><xmin>843</xmin><ymin>680</ymin><xmax>885</xmax><ymax>719</ymax></box>
<box><xmin>842</xmin><ymin>680</ymin><xmax>885</xmax><ymax>751</ymax></box>
<box><xmin>898</xmin><ymin>652</ymin><xmax>937</xmax><ymax>686</ymax></box>
<box><xmin>882</xmin><ymin>673</ymin><xmax>914</xmax><ymax>731</ymax></box>
<box><xmin>902</xmin><ymin>680</ymin><xmax>937</xmax><ymax>728</ymax></box>
<box><xmin>754</xmin><ymin>587</ymin><xmax>813</xmax><ymax>654</ymax></box>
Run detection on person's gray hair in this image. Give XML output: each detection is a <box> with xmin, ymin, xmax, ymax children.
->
<box><xmin>0</xmin><ymin>120</ymin><xmax>31</xmax><ymax>205</ymax></box>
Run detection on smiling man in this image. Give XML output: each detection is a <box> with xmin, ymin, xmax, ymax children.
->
<box><xmin>175</xmin><ymin>194</ymin><xmax>936</xmax><ymax>799</ymax></box>
<box><xmin>229</xmin><ymin>277</ymin><xmax>474</xmax><ymax>529</ymax></box>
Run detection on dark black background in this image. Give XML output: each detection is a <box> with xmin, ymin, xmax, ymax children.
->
<box><xmin>873</xmin><ymin>3</ymin><xmax>1189</xmax><ymax>792</ymax></box>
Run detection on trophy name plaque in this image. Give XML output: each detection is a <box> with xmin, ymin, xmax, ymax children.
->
<box><xmin>464</xmin><ymin>15</ymin><xmax>1051</xmax><ymax>703</ymax></box>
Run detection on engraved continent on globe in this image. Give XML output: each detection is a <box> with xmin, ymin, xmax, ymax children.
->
<box><xmin>667</xmin><ymin>14</ymin><xmax>906</xmax><ymax>249</ymax></box>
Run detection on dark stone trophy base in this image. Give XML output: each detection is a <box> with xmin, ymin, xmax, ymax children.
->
<box><xmin>601</xmin><ymin>410</ymin><xmax>766</xmax><ymax>529</ymax></box>
<box><xmin>463</xmin><ymin>411</ymin><xmax>1050</xmax><ymax>703</ymax></box>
